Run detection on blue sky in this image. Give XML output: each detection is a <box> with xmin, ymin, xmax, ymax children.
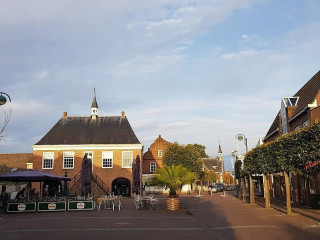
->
<box><xmin>1</xmin><ymin>0</ymin><xmax>320</xmax><ymax>170</ymax></box>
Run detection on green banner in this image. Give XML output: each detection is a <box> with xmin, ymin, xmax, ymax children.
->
<box><xmin>7</xmin><ymin>202</ymin><xmax>36</xmax><ymax>213</ymax></box>
<box><xmin>68</xmin><ymin>200</ymin><xmax>93</xmax><ymax>211</ymax></box>
<box><xmin>38</xmin><ymin>201</ymin><xmax>66</xmax><ymax>212</ymax></box>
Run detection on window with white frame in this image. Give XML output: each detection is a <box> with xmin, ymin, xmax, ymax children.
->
<box><xmin>63</xmin><ymin>152</ymin><xmax>74</xmax><ymax>169</ymax></box>
<box><xmin>42</xmin><ymin>152</ymin><xmax>54</xmax><ymax>169</ymax></box>
<box><xmin>102</xmin><ymin>151</ymin><xmax>113</xmax><ymax>168</ymax></box>
<box><xmin>295</xmin><ymin>125</ymin><xmax>301</xmax><ymax>131</ymax></box>
<box><xmin>122</xmin><ymin>151</ymin><xmax>133</xmax><ymax>168</ymax></box>
<box><xmin>150</xmin><ymin>162</ymin><xmax>156</xmax><ymax>173</ymax></box>
<box><xmin>158</xmin><ymin>150</ymin><xmax>162</xmax><ymax>157</ymax></box>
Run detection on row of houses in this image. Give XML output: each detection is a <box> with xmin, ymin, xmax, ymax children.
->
<box><xmin>262</xmin><ymin>70</ymin><xmax>320</xmax><ymax>205</ymax></box>
<box><xmin>0</xmin><ymin>91</ymin><xmax>224</xmax><ymax>197</ymax></box>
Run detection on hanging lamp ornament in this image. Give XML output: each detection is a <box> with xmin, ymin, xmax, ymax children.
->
<box><xmin>0</xmin><ymin>92</ymin><xmax>11</xmax><ymax>106</ymax></box>
<box><xmin>236</xmin><ymin>134</ymin><xmax>245</xmax><ymax>142</ymax></box>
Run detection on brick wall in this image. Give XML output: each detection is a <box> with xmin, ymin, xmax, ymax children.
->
<box><xmin>0</xmin><ymin>153</ymin><xmax>33</xmax><ymax>169</ymax></box>
<box><xmin>288</xmin><ymin>110</ymin><xmax>309</xmax><ymax>132</ymax></box>
<box><xmin>33</xmin><ymin>148</ymin><xmax>142</xmax><ymax>196</ymax></box>
<box><xmin>142</xmin><ymin>135</ymin><xmax>171</xmax><ymax>174</ymax></box>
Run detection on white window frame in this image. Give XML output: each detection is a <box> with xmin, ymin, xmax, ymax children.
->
<box><xmin>122</xmin><ymin>151</ymin><xmax>133</xmax><ymax>168</ymax></box>
<box><xmin>158</xmin><ymin>150</ymin><xmax>162</xmax><ymax>158</ymax></box>
<box><xmin>102</xmin><ymin>151</ymin><xmax>113</xmax><ymax>168</ymax></box>
<box><xmin>42</xmin><ymin>152</ymin><xmax>54</xmax><ymax>169</ymax></box>
<box><xmin>63</xmin><ymin>152</ymin><xmax>74</xmax><ymax>169</ymax></box>
<box><xmin>150</xmin><ymin>162</ymin><xmax>156</xmax><ymax>173</ymax></box>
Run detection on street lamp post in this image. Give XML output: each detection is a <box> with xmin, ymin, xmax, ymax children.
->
<box><xmin>0</xmin><ymin>92</ymin><xmax>12</xmax><ymax>140</ymax></box>
<box><xmin>235</xmin><ymin>134</ymin><xmax>250</xmax><ymax>202</ymax></box>
<box><xmin>235</xmin><ymin>134</ymin><xmax>248</xmax><ymax>153</ymax></box>
<box><xmin>235</xmin><ymin>134</ymin><xmax>255</xmax><ymax>204</ymax></box>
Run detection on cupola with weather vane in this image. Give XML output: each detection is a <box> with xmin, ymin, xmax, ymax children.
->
<box><xmin>91</xmin><ymin>88</ymin><xmax>99</xmax><ymax>120</ymax></box>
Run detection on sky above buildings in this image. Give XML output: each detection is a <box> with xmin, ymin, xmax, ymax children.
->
<box><xmin>1</xmin><ymin>0</ymin><xmax>320</xmax><ymax>170</ymax></box>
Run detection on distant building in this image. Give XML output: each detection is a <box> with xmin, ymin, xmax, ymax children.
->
<box><xmin>142</xmin><ymin>135</ymin><xmax>171</xmax><ymax>193</ymax></box>
<box><xmin>203</xmin><ymin>144</ymin><xmax>225</xmax><ymax>183</ymax></box>
<box><xmin>142</xmin><ymin>135</ymin><xmax>171</xmax><ymax>174</ymax></box>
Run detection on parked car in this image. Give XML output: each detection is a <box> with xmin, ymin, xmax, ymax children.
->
<box><xmin>225</xmin><ymin>185</ymin><xmax>233</xmax><ymax>191</ymax></box>
<box><xmin>216</xmin><ymin>183</ymin><xmax>224</xmax><ymax>192</ymax></box>
<box><xmin>208</xmin><ymin>185</ymin><xmax>219</xmax><ymax>193</ymax></box>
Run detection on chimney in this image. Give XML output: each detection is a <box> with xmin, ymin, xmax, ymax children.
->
<box><xmin>63</xmin><ymin>111</ymin><xmax>67</xmax><ymax>118</ymax></box>
<box><xmin>121</xmin><ymin>111</ymin><xmax>126</xmax><ymax>119</ymax></box>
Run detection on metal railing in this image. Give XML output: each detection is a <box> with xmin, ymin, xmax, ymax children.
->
<box><xmin>92</xmin><ymin>172</ymin><xmax>110</xmax><ymax>195</ymax></box>
<box><xmin>68</xmin><ymin>170</ymin><xmax>110</xmax><ymax>196</ymax></box>
<box><xmin>68</xmin><ymin>171</ymin><xmax>81</xmax><ymax>191</ymax></box>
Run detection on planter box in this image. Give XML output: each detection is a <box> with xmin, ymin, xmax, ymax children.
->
<box><xmin>166</xmin><ymin>198</ymin><xmax>180</xmax><ymax>210</ymax></box>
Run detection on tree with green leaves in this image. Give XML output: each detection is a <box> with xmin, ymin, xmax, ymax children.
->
<box><xmin>203</xmin><ymin>170</ymin><xmax>217</xmax><ymax>183</ymax></box>
<box><xmin>163</xmin><ymin>143</ymin><xmax>207</xmax><ymax>178</ymax></box>
<box><xmin>243</xmin><ymin>121</ymin><xmax>320</xmax><ymax>213</ymax></box>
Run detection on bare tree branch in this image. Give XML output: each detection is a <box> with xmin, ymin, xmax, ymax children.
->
<box><xmin>0</xmin><ymin>108</ymin><xmax>12</xmax><ymax>140</ymax></box>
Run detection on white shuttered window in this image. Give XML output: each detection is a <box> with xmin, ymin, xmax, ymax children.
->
<box><xmin>122</xmin><ymin>151</ymin><xmax>133</xmax><ymax>168</ymax></box>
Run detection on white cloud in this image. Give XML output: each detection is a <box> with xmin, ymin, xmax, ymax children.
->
<box><xmin>241</xmin><ymin>34</ymin><xmax>269</xmax><ymax>46</ymax></box>
<box><xmin>34</xmin><ymin>71</ymin><xmax>49</xmax><ymax>79</ymax></box>
<box><xmin>220</xmin><ymin>49</ymin><xmax>262</xmax><ymax>59</ymax></box>
<box><xmin>164</xmin><ymin>121</ymin><xmax>194</xmax><ymax>129</ymax></box>
<box><xmin>110</xmin><ymin>53</ymin><xmax>186</xmax><ymax>77</ymax></box>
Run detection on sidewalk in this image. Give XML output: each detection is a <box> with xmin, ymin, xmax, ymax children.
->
<box><xmin>253</xmin><ymin>195</ymin><xmax>320</xmax><ymax>222</ymax></box>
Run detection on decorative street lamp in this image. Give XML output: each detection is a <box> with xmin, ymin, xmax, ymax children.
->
<box><xmin>235</xmin><ymin>134</ymin><xmax>248</xmax><ymax>153</ymax></box>
<box><xmin>0</xmin><ymin>92</ymin><xmax>12</xmax><ymax>139</ymax></box>
<box><xmin>0</xmin><ymin>92</ymin><xmax>11</xmax><ymax>106</ymax></box>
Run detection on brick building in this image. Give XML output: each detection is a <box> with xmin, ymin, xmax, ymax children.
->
<box><xmin>264</xmin><ymin>70</ymin><xmax>320</xmax><ymax>205</ymax></box>
<box><xmin>142</xmin><ymin>135</ymin><xmax>171</xmax><ymax>193</ymax></box>
<box><xmin>32</xmin><ymin>91</ymin><xmax>143</xmax><ymax>197</ymax></box>
<box><xmin>0</xmin><ymin>153</ymin><xmax>33</xmax><ymax>170</ymax></box>
<box><xmin>142</xmin><ymin>135</ymin><xmax>171</xmax><ymax>174</ymax></box>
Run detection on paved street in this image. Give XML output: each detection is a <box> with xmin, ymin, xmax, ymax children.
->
<box><xmin>0</xmin><ymin>192</ymin><xmax>319</xmax><ymax>240</ymax></box>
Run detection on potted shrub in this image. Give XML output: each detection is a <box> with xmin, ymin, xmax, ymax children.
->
<box><xmin>149</xmin><ymin>164</ymin><xmax>195</xmax><ymax>210</ymax></box>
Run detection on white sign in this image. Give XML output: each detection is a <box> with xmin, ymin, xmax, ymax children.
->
<box><xmin>77</xmin><ymin>202</ymin><xmax>85</xmax><ymax>209</ymax></box>
<box><xmin>18</xmin><ymin>204</ymin><xmax>26</xmax><ymax>211</ymax></box>
<box><xmin>48</xmin><ymin>203</ymin><xmax>56</xmax><ymax>210</ymax></box>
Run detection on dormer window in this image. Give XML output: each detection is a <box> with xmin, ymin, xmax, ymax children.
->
<box><xmin>281</xmin><ymin>97</ymin><xmax>299</xmax><ymax>134</ymax></box>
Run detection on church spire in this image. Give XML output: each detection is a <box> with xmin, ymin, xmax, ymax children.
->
<box><xmin>91</xmin><ymin>88</ymin><xmax>99</xmax><ymax>119</ymax></box>
<box><xmin>218</xmin><ymin>140</ymin><xmax>225</xmax><ymax>179</ymax></box>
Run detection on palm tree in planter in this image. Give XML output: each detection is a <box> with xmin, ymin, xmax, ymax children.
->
<box><xmin>149</xmin><ymin>164</ymin><xmax>196</xmax><ymax>210</ymax></box>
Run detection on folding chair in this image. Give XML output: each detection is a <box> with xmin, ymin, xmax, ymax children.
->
<box><xmin>150</xmin><ymin>198</ymin><xmax>159</xmax><ymax>210</ymax></box>
<box><xmin>112</xmin><ymin>197</ymin><xmax>121</xmax><ymax>211</ymax></box>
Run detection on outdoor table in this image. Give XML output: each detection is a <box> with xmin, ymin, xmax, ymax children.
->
<box><xmin>7</xmin><ymin>201</ymin><xmax>36</xmax><ymax>213</ymax></box>
<box><xmin>68</xmin><ymin>200</ymin><xmax>93</xmax><ymax>211</ymax></box>
<box><xmin>101</xmin><ymin>196</ymin><xmax>116</xmax><ymax>210</ymax></box>
<box><xmin>141</xmin><ymin>196</ymin><xmax>152</xmax><ymax>209</ymax></box>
